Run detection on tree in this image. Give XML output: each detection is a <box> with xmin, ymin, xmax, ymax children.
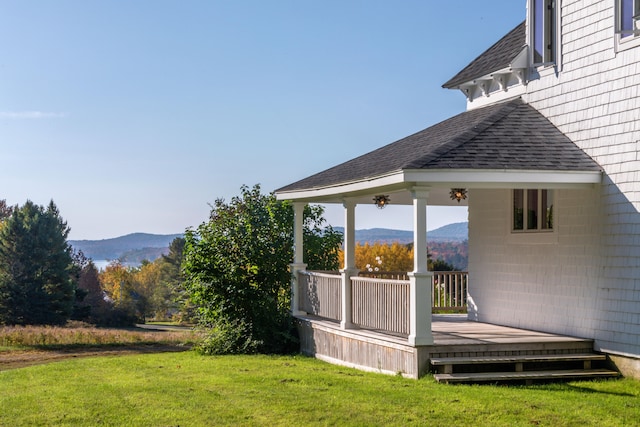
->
<box><xmin>73</xmin><ymin>258</ymin><xmax>112</xmax><ymax>323</ymax></box>
<box><xmin>0</xmin><ymin>200</ymin><xmax>76</xmax><ymax>325</ymax></box>
<box><xmin>99</xmin><ymin>261</ymin><xmax>140</xmax><ymax>324</ymax></box>
<box><xmin>0</xmin><ymin>199</ymin><xmax>13</xmax><ymax>221</ymax></box>
<box><xmin>158</xmin><ymin>237</ymin><xmax>194</xmax><ymax>322</ymax></box>
<box><xmin>131</xmin><ymin>260</ymin><xmax>165</xmax><ymax>320</ymax></box>
<box><xmin>182</xmin><ymin>184</ymin><xmax>342</xmax><ymax>354</ymax></box>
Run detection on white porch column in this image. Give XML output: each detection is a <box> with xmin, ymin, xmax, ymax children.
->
<box><xmin>340</xmin><ymin>199</ymin><xmax>358</xmax><ymax>329</ymax></box>
<box><xmin>290</xmin><ymin>202</ymin><xmax>307</xmax><ymax>316</ymax></box>
<box><xmin>408</xmin><ymin>187</ymin><xmax>434</xmax><ymax>346</ymax></box>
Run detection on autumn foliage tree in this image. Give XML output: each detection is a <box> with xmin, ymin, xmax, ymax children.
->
<box><xmin>338</xmin><ymin>242</ymin><xmax>457</xmax><ymax>273</ymax></box>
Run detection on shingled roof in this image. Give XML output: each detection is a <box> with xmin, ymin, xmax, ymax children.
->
<box><xmin>442</xmin><ymin>21</ymin><xmax>526</xmax><ymax>89</ymax></box>
<box><xmin>276</xmin><ymin>98</ymin><xmax>600</xmax><ymax>194</ymax></box>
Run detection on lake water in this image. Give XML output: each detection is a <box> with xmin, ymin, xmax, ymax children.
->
<box><xmin>92</xmin><ymin>260</ymin><xmax>140</xmax><ymax>270</ymax></box>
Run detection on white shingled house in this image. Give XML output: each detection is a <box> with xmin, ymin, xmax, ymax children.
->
<box><xmin>275</xmin><ymin>0</ymin><xmax>640</xmax><ymax>381</ymax></box>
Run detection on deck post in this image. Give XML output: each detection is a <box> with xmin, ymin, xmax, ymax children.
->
<box><xmin>340</xmin><ymin>199</ymin><xmax>357</xmax><ymax>329</ymax></box>
<box><xmin>291</xmin><ymin>202</ymin><xmax>307</xmax><ymax>316</ymax></box>
<box><xmin>408</xmin><ymin>187</ymin><xmax>434</xmax><ymax>346</ymax></box>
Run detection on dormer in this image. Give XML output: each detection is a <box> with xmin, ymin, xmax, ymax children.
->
<box><xmin>442</xmin><ymin>22</ymin><xmax>529</xmax><ymax>109</ymax></box>
<box><xmin>443</xmin><ymin>1</ymin><xmax>564</xmax><ymax>109</ymax></box>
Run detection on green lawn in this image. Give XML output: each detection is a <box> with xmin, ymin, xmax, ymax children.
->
<box><xmin>1</xmin><ymin>352</ymin><xmax>639</xmax><ymax>426</ymax></box>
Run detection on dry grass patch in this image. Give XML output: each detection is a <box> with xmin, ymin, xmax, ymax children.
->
<box><xmin>0</xmin><ymin>323</ymin><xmax>199</xmax><ymax>348</ymax></box>
<box><xmin>0</xmin><ymin>323</ymin><xmax>201</xmax><ymax>371</ymax></box>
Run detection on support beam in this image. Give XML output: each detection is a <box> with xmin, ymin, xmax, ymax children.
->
<box><xmin>293</xmin><ymin>202</ymin><xmax>305</xmax><ymax>264</ymax></box>
<box><xmin>340</xmin><ymin>200</ymin><xmax>358</xmax><ymax>329</ymax></box>
<box><xmin>408</xmin><ymin>187</ymin><xmax>434</xmax><ymax>346</ymax></box>
<box><xmin>290</xmin><ymin>202</ymin><xmax>307</xmax><ymax>316</ymax></box>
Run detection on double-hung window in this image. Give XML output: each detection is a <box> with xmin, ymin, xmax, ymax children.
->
<box><xmin>617</xmin><ymin>0</ymin><xmax>640</xmax><ymax>39</ymax></box>
<box><xmin>512</xmin><ymin>189</ymin><xmax>554</xmax><ymax>232</ymax></box>
<box><xmin>532</xmin><ymin>0</ymin><xmax>557</xmax><ymax>64</ymax></box>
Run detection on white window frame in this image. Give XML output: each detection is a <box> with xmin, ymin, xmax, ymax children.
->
<box><xmin>528</xmin><ymin>0</ymin><xmax>562</xmax><ymax>68</ymax></box>
<box><xmin>511</xmin><ymin>189</ymin><xmax>554</xmax><ymax>233</ymax></box>
<box><xmin>615</xmin><ymin>0</ymin><xmax>640</xmax><ymax>51</ymax></box>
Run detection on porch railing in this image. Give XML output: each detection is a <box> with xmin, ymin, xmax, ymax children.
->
<box><xmin>351</xmin><ymin>276</ymin><xmax>410</xmax><ymax>336</ymax></box>
<box><xmin>298</xmin><ymin>271</ymin><xmax>342</xmax><ymax>321</ymax></box>
<box><xmin>297</xmin><ymin>270</ymin><xmax>468</xmax><ymax>335</ymax></box>
<box><xmin>432</xmin><ymin>271</ymin><xmax>468</xmax><ymax>312</ymax></box>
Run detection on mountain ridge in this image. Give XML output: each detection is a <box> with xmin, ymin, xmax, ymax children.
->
<box><xmin>334</xmin><ymin>222</ymin><xmax>468</xmax><ymax>244</ymax></box>
<box><xmin>69</xmin><ymin>232</ymin><xmax>183</xmax><ymax>261</ymax></box>
<box><xmin>68</xmin><ymin>222</ymin><xmax>468</xmax><ymax>265</ymax></box>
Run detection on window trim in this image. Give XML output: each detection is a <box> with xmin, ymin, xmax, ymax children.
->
<box><xmin>528</xmin><ymin>0</ymin><xmax>562</xmax><ymax>69</ymax></box>
<box><xmin>507</xmin><ymin>189</ymin><xmax>558</xmax><ymax>245</ymax></box>
<box><xmin>615</xmin><ymin>0</ymin><xmax>640</xmax><ymax>51</ymax></box>
<box><xmin>511</xmin><ymin>189</ymin><xmax>554</xmax><ymax>233</ymax></box>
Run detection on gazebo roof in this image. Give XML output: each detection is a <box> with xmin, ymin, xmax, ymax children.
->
<box><xmin>276</xmin><ymin>98</ymin><xmax>601</xmax><ymax>201</ymax></box>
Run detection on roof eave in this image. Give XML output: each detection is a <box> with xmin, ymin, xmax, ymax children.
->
<box><xmin>403</xmin><ymin>168</ymin><xmax>603</xmax><ymax>188</ymax></box>
<box><xmin>275</xmin><ymin>168</ymin><xmax>603</xmax><ymax>202</ymax></box>
<box><xmin>275</xmin><ymin>170</ymin><xmax>406</xmax><ymax>202</ymax></box>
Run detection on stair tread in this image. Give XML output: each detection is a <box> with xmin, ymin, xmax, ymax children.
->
<box><xmin>434</xmin><ymin>369</ymin><xmax>619</xmax><ymax>383</ymax></box>
<box><xmin>431</xmin><ymin>353</ymin><xmax>607</xmax><ymax>365</ymax></box>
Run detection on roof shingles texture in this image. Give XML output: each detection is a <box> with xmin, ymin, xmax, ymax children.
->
<box><xmin>276</xmin><ymin>98</ymin><xmax>600</xmax><ymax>193</ymax></box>
<box><xmin>442</xmin><ymin>21</ymin><xmax>526</xmax><ymax>89</ymax></box>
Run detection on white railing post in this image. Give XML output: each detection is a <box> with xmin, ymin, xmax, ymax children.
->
<box><xmin>291</xmin><ymin>202</ymin><xmax>307</xmax><ymax>316</ymax></box>
<box><xmin>408</xmin><ymin>187</ymin><xmax>433</xmax><ymax>346</ymax></box>
<box><xmin>340</xmin><ymin>199</ymin><xmax>358</xmax><ymax>329</ymax></box>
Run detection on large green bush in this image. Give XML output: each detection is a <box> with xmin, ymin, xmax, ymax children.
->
<box><xmin>182</xmin><ymin>185</ymin><xmax>341</xmax><ymax>354</ymax></box>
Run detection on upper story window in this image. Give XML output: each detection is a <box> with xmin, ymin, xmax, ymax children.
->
<box><xmin>512</xmin><ymin>189</ymin><xmax>554</xmax><ymax>232</ymax></box>
<box><xmin>617</xmin><ymin>0</ymin><xmax>640</xmax><ymax>38</ymax></box>
<box><xmin>532</xmin><ymin>0</ymin><xmax>557</xmax><ymax>64</ymax></box>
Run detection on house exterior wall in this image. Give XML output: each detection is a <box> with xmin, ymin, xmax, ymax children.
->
<box><xmin>469</xmin><ymin>0</ymin><xmax>640</xmax><ymax>371</ymax></box>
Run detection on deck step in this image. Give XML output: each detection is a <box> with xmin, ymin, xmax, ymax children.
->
<box><xmin>434</xmin><ymin>369</ymin><xmax>620</xmax><ymax>384</ymax></box>
<box><xmin>431</xmin><ymin>353</ymin><xmax>606</xmax><ymax>366</ymax></box>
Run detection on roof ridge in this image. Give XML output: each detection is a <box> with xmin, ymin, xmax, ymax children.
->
<box><xmin>404</xmin><ymin>98</ymin><xmax>522</xmax><ymax>169</ymax></box>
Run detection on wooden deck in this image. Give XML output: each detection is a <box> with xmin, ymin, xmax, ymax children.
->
<box><xmin>296</xmin><ymin>314</ymin><xmax>617</xmax><ymax>380</ymax></box>
<box><xmin>430</xmin><ymin>314</ymin><xmax>592</xmax><ymax>350</ymax></box>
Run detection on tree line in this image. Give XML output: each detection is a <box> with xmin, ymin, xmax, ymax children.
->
<box><xmin>2</xmin><ymin>187</ymin><xmax>458</xmax><ymax>356</ymax></box>
<box><xmin>0</xmin><ymin>187</ymin><xmax>343</xmax><ymax>357</ymax></box>
<box><xmin>0</xmin><ymin>199</ymin><xmax>187</xmax><ymax>326</ymax></box>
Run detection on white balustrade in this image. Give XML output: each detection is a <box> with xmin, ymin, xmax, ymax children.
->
<box><xmin>297</xmin><ymin>270</ymin><xmax>469</xmax><ymax>336</ymax></box>
<box><xmin>298</xmin><ymin>271</ymin><xmax>342</xmax><ymax>321</ymax></box>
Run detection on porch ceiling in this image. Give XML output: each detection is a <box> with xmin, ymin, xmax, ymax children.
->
<box><xmin>276</xmin><ymin>98</ymin><xmax>602</xmax><ymax>206</ymax></box>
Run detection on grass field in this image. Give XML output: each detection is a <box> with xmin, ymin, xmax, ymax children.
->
<box><xmin>1</xmin><ymin>350</ymin><xmax>639</xmax><ymax>426</ymax></box>
<box><xmin>1</xmin><ymin>325</ymin><xmax>638</xmax><ymax>426</ymax></box>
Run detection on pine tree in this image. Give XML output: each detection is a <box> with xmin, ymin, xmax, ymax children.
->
<box><xmin>0</xmin><ymin>200</ymin><xmax>76</xmax><ymax>325</ymax></box>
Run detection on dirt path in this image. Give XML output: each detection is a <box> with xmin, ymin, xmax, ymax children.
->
<box><xmin>0</xmin><ymin>344</ymin><xmax>190</xmax><ymax>371</ymax></box>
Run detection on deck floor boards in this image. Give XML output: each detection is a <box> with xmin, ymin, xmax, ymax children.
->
<box><xmin>431</xmin><ymin>314</ymin><xmax>590</xmax><ymax>346</ymax></box>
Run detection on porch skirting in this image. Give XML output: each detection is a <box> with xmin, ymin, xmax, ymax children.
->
<box><xmin>296</xmin><ymin>314</ymin><xmax>603</xmax><ymax>380</ymax></box>
<box><xmin>296</xmin><ymin>315</ymin><xmax>430</xmax><ymax>379</ymax></box>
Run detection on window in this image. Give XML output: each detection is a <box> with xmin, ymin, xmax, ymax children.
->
<box><xmin>512</xmin><ymin>189</ymin><xmax>553</xmax><ymax>232</ymax></box>
<box><xmin>617</xmin><ymin>0</ymin><xmax>640</xmax><ymax>39</ymax></box>
<box><xmin>532</xmin><ymin>0</ymin><xmax>556</xmax><ymax>64</ymax></box>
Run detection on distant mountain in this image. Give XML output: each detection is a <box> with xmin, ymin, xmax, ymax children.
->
<box><xmin>334</xmin><ymin>222</ymin><xmax>468</xmax><ymax>244</ymax></box>
<box><xmin>68</xmin><ymin>223</ymin><xmax>468</xmax><ymax>267</ymax></box>
<box><xmin>426</xmin><ymin>222</ymin><xmax>468</xmax><ymax>242</ymax></box>
<box><xmin>69</xmin><ymin>233</ymin><xmax>183</xmax><ymax>261</ymax></box>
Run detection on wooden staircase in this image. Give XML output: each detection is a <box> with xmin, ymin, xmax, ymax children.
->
<box><xmin>430</xmin><ymin>340</ymin><xmax>619</xmax><ymax>384</ymax></box>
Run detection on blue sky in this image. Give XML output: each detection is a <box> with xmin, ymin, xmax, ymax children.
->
<box><xmin>0</xmin><ymin>1</ymin><xmax>524</xmax><ymax>240</ymax></box>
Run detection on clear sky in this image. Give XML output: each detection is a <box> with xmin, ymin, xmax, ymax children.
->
<box><xmin>0</xmin><ymin>1</ymin><xmax>524</xmax><ymax>240</ymax></box>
